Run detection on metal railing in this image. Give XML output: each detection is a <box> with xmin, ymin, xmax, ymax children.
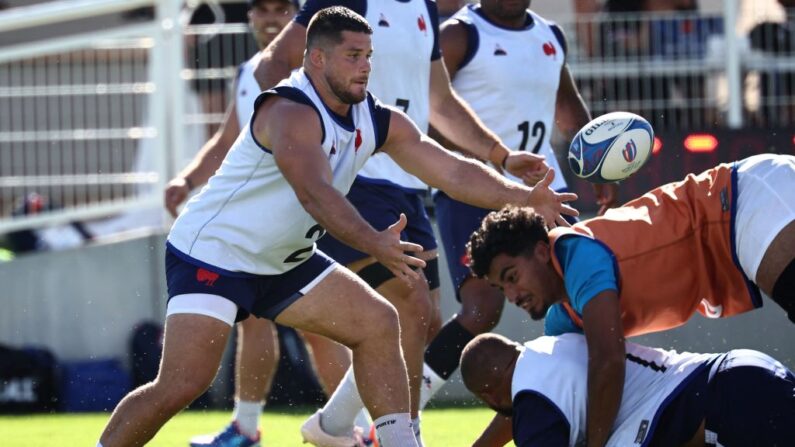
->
<box><xmin>2</xmin><ymin>0</ymin><xmax>795</xmax><ymax>236</ymax></box>
<box><xmin>0</xmin><ymin>0</ymin><xmax>183</xmax><ymax>234</ymax></box>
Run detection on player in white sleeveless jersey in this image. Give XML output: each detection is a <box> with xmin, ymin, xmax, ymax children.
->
<box><xmin>98</xmin><ymin>8</ymin><xmax>577</xmax><ymax>447</ymax></box>
<box><xmin>161</xmin><ymin>2</ymin><xmax>328</xmax><ymax>446</ymax></box>
<box><xmin>461</xmin><ymin>333</ymin><xmax>795</xmax><ymax>447</ymax></box>
<box><xmin>256</xmin><ymin>1</ymin><xmax>559</xmax><ymax>443</ymax></box>
<box><xmin>420</xmin><ymin>0</ymin><xmax>618</xmax><ymax>412</ymax></box>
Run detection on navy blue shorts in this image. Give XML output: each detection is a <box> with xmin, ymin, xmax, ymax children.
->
<box><xmin>704</xmin><ymin>349</ymin><xmax>795</xmax><ymax>446</ymax></box>
<box><xmin>165</xmin><ymin>247</ymin><xmax>336</xmax><ymax>321</ymax></box>
<box><xmin>434</xmin><ymin>191</ymin><xmax>491</xmax><ymax>300</ymax></box>
<box><xmin>650</xmin><ymin>349</ymin><xmax>795</xmax><ymax>446</ymax></box>
<box><xmin>435</xmin><ymin>190</ymin><xmax>579</xmax><ymax>301</ymax></box>
<box><xmin>317</xmin><ymin>179</ymin><xmax>437</xmax><ymax>265</ymax></box>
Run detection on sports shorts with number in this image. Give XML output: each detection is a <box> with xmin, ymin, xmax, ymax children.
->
<box><xmin>166</xmin><ymin>68</ymin><xmax>390</xmax><ymax>319</ymax></box>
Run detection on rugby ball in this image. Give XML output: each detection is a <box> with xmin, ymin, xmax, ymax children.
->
<box><xmin>567</xmin><ymin>112</ymin><xmax>654</xmax><ymax>183</ymax></box>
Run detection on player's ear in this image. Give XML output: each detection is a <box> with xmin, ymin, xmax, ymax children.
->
<box><xmin>534</xmin><ymin>240</ymin><xmax>550</xmax><ymax>262</ymax></box>
<box><xmin>308</xmin><ymin>46</ymin><xmax>325</xmax><ymax>68</ymax></box>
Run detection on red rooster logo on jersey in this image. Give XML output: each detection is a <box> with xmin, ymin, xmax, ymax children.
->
<box><xmin>542</xmin><ymin>41</ymin><xmax>557</xmax><ymax>58</ymax></box>
<box><xmin>355</xmin><ymin>128</ymin><xmax>362</xmax><ymax>151</ymax></box>
<box><xmin>417</xmin><ymin>15</ymin><xmax>427</xmax><ymax>35</ymax></box>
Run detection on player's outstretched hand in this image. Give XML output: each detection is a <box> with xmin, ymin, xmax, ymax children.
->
<box><xmin>372</xmin><ymin>213</ymin><xmax>426</xmax><ymax>285</ymax></box>
<box><xmin>504</xmin><ymin>151</ymin><xmax>549</xmax><ymax>182</ymax></box>
<box><xmin>592</xmin><ymin>183</ymin><xmax>618</xmax><ymax>216</ymax></box>
<box><xmin>526</xmin><ymin>168</ymin><xmax>579</xmax><ymax>228</ymax></box>
<box><xmin>164</xmin><ymin>177</ymin><xmax>191</xmax><ymax>218</ymax></box>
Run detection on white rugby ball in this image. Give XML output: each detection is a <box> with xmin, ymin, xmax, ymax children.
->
<box><xmin>567</xmin><ymin>111</ymin><xmax>654</xmax><ymax>183</ymax></box>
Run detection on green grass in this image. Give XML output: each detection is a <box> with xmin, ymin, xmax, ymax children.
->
<box><xmin>0</xmin><ymin>406</ymin><xmax>496</xmax><ymax>446</ymax></box>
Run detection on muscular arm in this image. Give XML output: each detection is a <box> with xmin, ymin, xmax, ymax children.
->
<box><xmin>554</xmin><ymin>64</ymin><xmax>591</xmax><ymax>143</ymax></box>
<box><xmin>254</xmin><ymin>21</ymin><xmax>306</xmax><ymax>90</ymax></box>
<box><xmin>180</xmin><ymin>99</ymin><xmax>240</xmax><ymax>186</ymax></box>
<box><xmin>428</xmin><ymin>58</ymin><xmax>510</xmax><ymax>165</ymax></box>
<box><xmin>581</xmin><ymin>290</ymin><xmax>625</xmax><ymax>447</ymax></box>
<box><xmin>439</xmin><ymin>19</ymin><xmax>468</xmax><ymax>83</ymax></box>
<box><xmin>256</xmin><ymin>98</ymin><xmax>424</xmax><ymax>278</ymax></box>
<box><xmin>382</xmin><ymin>110</ymin><xmax>577</xmax><ymax>226</ymax></box>
<box><xmin>436</xmin><ymin>19</ymin><xmax>547</xmax><ymax>184</ymax></box>
<box><xmin>164</xmin><ymin>96</ymin><xmax>241</xmax><ymax>216</ymax></box>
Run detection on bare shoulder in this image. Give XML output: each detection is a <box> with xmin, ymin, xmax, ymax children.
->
<box><xmin>440</xmin><ymin>19</ymin><xmax>470</xmax><ymax>53</ymax></box>
<box><xmin>440</xmin><ymin>18</ymin><xmax>470</xmax><ymax>42</ymax></box>
<box><xmin>252</xmin><ymin>96</ymin><xmax>322</xmax><ymax>148</ymax></box>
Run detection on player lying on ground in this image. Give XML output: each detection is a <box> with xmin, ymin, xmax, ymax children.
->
<box><xmin>466</xmin><ymin>154</ymin><xmax>795</xmax><ymax>446</ymax></box>
<box><xmin>461</xmin><ymin>332</ymin><xmax>795</xmax><ymax>446</ymax></box>
<box><xmin>96</xmin><ymin>7</ymin><xmax>576</xmax><ymax>447</ymax></box>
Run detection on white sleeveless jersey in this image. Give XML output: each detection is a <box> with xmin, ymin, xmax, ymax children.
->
<box><xmin>512</xmin><ymin>334</ymin><xmax>722</xmax><ymax>446</ymax></box>
<box><xmin>235</xmin><ymin>54</ymin><xmax>262</xmax><ymax>129</ymax></box>
<box><xmin>451</xmin><ymin>5</ymin><xmax>567</xmax><ymax>191</ymax></box>
<box><xmin>356</xmin><ymin>0</ymin><xmax>437</xmax><ymax>192</ymax></box>
<box><xmin>167</xmin><ymin>68</ymin><xmax>384</xmax><ymax>275</ymax></box>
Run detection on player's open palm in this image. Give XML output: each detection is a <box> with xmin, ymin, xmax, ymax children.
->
<box><xmin>372</xmin><ymin>213</ymin><xmax>426</xmax><ymax>285</ymax></box>
<box><xmin>504</xmin><ymin>151</ymin><xmax>549</xmax><ymax>182</ymax></box>
<box><xmin>527</xmin><ymin>168</ymin><xmax>579</xmax><ymax>228</ymax></box>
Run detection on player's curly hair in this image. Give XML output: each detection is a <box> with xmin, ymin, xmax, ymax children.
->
<box><xmin>467</xmin><ymin>206</ymin><xmax>549</xmax><ymax>278</ymax></box>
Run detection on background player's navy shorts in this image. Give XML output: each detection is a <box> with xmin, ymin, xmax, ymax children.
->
<box><xmin>435</xmin><ymin>190</ymin><xmax>579</xmax><ymax>301</ymax></box>
<box><xmin>166</xmin><ymin>247</ymin><xmax>335</xmax><ymax>321</ymax></box>
<box><xmin>650</xmin><ymin>349</ymin><xmax>794</xmax><ymax>446</ymax></box>
<box><xmin>434</xmin><ymin>191</ymin><xmax>491</xmax><ymax>300</ymax></box>
<box><xmin>704</xmin><ymin>349</ymin><xmax>795</xmax><ymax>446</ymax></box>
<box><xmin>317</xmin><ymin>179</ymin><xmax>437</xmax><ymax>265</ymax></box>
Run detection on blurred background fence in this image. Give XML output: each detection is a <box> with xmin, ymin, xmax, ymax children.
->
<box><xmin>3</xmin><ymin>0</ymin><xmax>795</xmax><ymax>233</ymax></box>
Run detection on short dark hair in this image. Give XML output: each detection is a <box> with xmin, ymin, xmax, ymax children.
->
<box><xmin>467</xmin><ymin>206</ymin><xmax>549</xmax><ymax>278</ymax></box>
<box><xmin>460</xmin><ymin>333</ymin><xmax>521</xmax><ymax>394</ymax></box>
<box><xmin>306</xmin><ymin>6</ymin><xmax>372</xmax><ymax>50</ymax></box>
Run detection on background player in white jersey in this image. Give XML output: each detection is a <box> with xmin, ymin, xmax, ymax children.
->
<box><xmin>256</xmin><ymin>1</ymin><xmax>554</xmax><ymax>444</ymax></box>
<box><xmin>461</xmin><ymin>333</ymin><xmax>795</xmax><ymax>447</ymax></box>
<box><xmin>162</xmin><ymin>1</ymin><xmax>358</xmax><ymax>446</ymax></box>
<box><xmin>420</xmin><ymin>0</ymin><xmax>617</xmax><ymax>409</ymax></box>
<box><xmin>97</xmin><ymin>7</ymin><xmax>577</xmax><ymax>447</ymax></box>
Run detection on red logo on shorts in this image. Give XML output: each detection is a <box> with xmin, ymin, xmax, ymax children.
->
<box><xmin>196</xmin><ymin>268</ymin><xmax>219</xmax><ymax>286</ymax></box>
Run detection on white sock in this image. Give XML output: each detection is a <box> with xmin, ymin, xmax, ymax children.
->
<box><xmin>354</xmin><ymin>408</ymin><xmax>371</xmax><ymax>434</ymax></box>
<box><xmin>320</xmin><ymin>367</ymin><xmax>364</xmax><ymax>437</ymax></box>
<box><xmin>413</xmin><ymin>417</ymin><xmax>424</xmax><ymax>447</ymax></box>
<box><xmin>232</xmin><ymin>399</ymin><xmax>262</xmax><ymax>438</ymax></box>
<box><xmin>419</xmin><ymin>363</ymin><xmax>447</xmax><ymax>409</ymax></box>
<box><xmin>373</xmin><ymin>413</ymin><xmax>418</xmax><ymax>447</ymax></box>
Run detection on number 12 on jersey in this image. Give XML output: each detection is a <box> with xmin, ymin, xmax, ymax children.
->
<box><xmin>518</xmin><ymin>120</ymin><xmax>545</xmax><ymax>154</ymax></box>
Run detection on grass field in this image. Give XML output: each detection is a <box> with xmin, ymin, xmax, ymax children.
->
<box><xmin>0</xmin><ymin>406</ymin><xmax>496</xmax><ymax>446</ymax></box>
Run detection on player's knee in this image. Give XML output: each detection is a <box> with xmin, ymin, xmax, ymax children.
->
<box><xmin>154</xmin><ymin>370</ymin><xmax>215</xmax><ymax>409</ymax></box>
<box><xmin>363</xmin><ymin>299</ymin><xmax>401</xmax><ymax>343</ymax></box>
<box><xmin>457</xmin><ymin>311</ymin><xmax>499</xmax><ymax>334</ymax></box>
<box><xmin>404</xmin><ymin>284</ymin><xmax>432</xmax><ymax>324</ymax></box>
<box><xmin>457</xmin><ymin>281</ymin><xmax>505</xmax><ymax>334</ymax></box>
